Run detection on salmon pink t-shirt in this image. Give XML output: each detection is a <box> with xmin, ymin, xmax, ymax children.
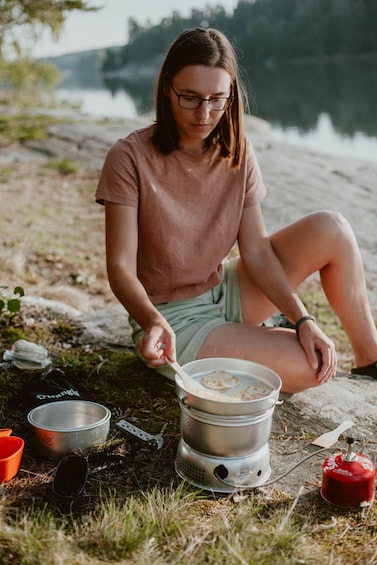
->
<box><xmin>96</xmin><ymin>124</ymin><xmax>266</xmax><ymax>304</ymax></box>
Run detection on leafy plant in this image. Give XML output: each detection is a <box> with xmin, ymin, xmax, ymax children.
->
<box><xmin>0</xmin><ymin>285</ymin><xmax>24</xmax><ymax>318</ymax></box>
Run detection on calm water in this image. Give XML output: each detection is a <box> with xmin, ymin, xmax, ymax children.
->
<box><xmin>56</xmin><ymin>57</ymin><xmax>377</xmax><ymax>163</ymax></box>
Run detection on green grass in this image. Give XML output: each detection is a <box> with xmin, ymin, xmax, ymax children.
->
<box><xmin>0</xmin><ymin>263</ymin><xmax>373</xmax><ymax>565</ymax></box>
<box><xmin>0</xmin><ymin>165</ymin><xmax>14</xmax><ymax>183</ymax></box>
<box><xmin>43</xmin><ymin>158</ymin><xmax>80</xmax><ymax>175</ymax></box>
<box><xmin>1</xmin><ymin>485</ymin><xmax>377</xmax><ymax>564</ymax></box>
<box><xmin>0</xmin><ymin>113</ymin><xmax>62</xmax><ymax>145</ymax></box>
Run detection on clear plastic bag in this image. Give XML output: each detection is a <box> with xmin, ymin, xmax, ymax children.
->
<box><xmin>3</xmin><ymin>339</ymin><xmax>51</xmax><ymax>370</ymax></box>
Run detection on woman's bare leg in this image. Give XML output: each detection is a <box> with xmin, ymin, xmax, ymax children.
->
<box><xmin>197</xmin><ymin>323</ymin><xmax>321</xmax><ymax>393</ymax></box>
<box><xmin>269</xmin><ymin>211</ymin><xmax>377</xmax><ymax>368</ymax></box>
<box><xmin>197</xmin><ymin>211</ymin><xmax>377</xmax><ymax>391</ymax></box>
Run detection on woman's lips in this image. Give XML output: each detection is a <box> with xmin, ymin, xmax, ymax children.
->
<box><xmin>191</xmin><ymin>123</ymin><xmax>211</xmax><ymax>130</ymax></box>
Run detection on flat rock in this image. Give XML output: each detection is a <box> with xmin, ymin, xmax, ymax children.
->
<box><xmin>78</xmin><ymin>303</ymin><xmax>134</xmax><ymax>348</ymax></box>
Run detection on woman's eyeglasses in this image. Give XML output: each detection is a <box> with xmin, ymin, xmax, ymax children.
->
<box><xmin>171</xmin><ymin>85</ymin><xmax>233</xmax><ymax>111</ymax></box>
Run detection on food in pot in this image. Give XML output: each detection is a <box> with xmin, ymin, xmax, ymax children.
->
<box><xmin>240</xmin><ymin>385</ymin><xmax>272</xmax><ymax>401</ymax></box>
<box><xmin>200</xmin><ymin>371</ymin><xmax>272</xmax><ymax>400</ymax></box>
<box><xmin>201</xmin><ymin>370</ymin><xmax>240</xmax><ymax>390</ymax></box>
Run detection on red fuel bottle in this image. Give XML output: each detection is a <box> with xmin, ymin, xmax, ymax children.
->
<box><xmin>321</xmin><ymin>437</ymin><xmax>375</xmax><ymax>508</ymax></box>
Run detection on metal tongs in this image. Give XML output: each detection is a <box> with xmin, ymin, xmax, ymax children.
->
<box><xmin>115</xmin><ymin>419</ymin><xmax>165</xmax><ymax>450</ymax></box>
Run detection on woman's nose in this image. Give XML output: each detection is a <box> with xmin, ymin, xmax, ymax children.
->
<box><xmin>195</xmin><ymin>100</ymin><xmax>211</xmax><ymax>119</ymax></box>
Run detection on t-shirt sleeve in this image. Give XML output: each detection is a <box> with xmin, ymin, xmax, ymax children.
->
<box><xmin>243</xmin><ymin>139</ymin><xmax>267</xmax><ymax>207</ymax></box>
<box><xmin>95</xmin><ymin>138</ymin><xmax>139</xmax><ymax>207</ymax></box>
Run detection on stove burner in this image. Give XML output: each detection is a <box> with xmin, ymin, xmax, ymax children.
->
<box><xmin>175</xmin><ymin>439</ymin><xmax>271</xmax><ymax>493</ymax></box>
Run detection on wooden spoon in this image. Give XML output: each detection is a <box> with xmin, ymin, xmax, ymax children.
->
<box><xmin>311</xmin><ymin>420</ymin><xmax>354</xmax><ymax>448</ymax></box>
<box><xmin>165</xmin><ymin>358</ymin><xmax>228</xmax><ymax>401</ymax></box>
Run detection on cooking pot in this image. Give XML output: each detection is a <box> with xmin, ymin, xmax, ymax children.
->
<box><xmin>179</xmin><ymin>402</ymin><xmax>275</xmax><ymax>457</ymax></box>
<box><xmin>0</xmin><ymin>428</ymin><xmax>24</xmax><ymax>483</ymax></box>
<box><xmin>175</xmin><ymin>358</ymin><xmax>282</xmax><ymax>416</ymax></box>
<box><xmin>176</xmin><ymin>358</ymin><xmax>281</xmax><ymax>458</ymax></box>
<box><xmin>27</xmin><ymin>400</ymin><xmax>111</xmax><ymax>459</ymax></box>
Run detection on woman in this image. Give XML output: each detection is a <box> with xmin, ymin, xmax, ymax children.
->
<box><xmin>96</xmin><ymin>27</ymin><xmax>377</xmax><ymax>393</ymax></box>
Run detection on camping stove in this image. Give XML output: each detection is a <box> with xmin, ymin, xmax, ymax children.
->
<box><xmin>175</xmin><ymin>438</ymin><xmax>271</xmax><ymax>493</ymax></box>
<box><xmin>174</xmin><ymin>358</ymin><xmax>282</xmax><ymax>493</ymax></box>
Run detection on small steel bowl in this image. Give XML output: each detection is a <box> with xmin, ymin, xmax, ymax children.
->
<box><xmin>27</xmin><ymin>400</ymin><xmax>111</xmax><ymax>459</ymax></box>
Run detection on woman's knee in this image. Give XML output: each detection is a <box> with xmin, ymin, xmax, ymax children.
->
<box><xmin>280</xmin><ymin>366</ymin><xmax>322</xmax><ymax>394</ymax></box>
<box><xmin>308</xmin><ymin>210</ymin><xmax>354</xmax><ymax>243</ymax></box>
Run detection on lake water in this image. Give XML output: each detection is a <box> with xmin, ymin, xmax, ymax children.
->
<box><xmin>55</xmin><ymin>57</ymin><xmax>377</xmax><ymax>163</ymax></box>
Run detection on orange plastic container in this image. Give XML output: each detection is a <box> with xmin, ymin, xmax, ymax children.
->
<box><xmin>0</xmin><ymin>428</ymin><xmax>24</xmax><ymax>483</ymax></box>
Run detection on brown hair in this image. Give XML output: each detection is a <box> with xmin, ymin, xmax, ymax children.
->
<box><xmin>151</xmin><ymin>28</ymin><xmax>246</xmax><ymax>169</ymax></box>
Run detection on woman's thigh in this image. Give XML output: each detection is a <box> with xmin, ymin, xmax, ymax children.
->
<box><xmin>197</xmin><ymin>322</ymin><xmax>321</xmax><ymax>393</ymax></box>
<box><xmin>238</xmin><ymin>211</ymin><xmax>340</xmax><ymax>324</ymax></box>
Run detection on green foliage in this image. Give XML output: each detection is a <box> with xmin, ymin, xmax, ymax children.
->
<box><xmin>44</xmin><ymin>158</ymin><xmax>80</xmax><ymax>175</ymax></box>
<box><xmin>0</xmin><ymin>57</ymin><xmax>61</xmax><ymax>105</ymax></box>
<box><xmin>0</xmin><ymin>285</ymin><xmax>24</xmax><ymax>318</ymax></box>
<box><xmin>0</xmin><ymin>0</ymin><xmax>99</xmax><ymax>105</ymax></box>
<box><xmin>0</xmin><ymin>0</ymin><xmax>98</xmax><ymax>54</ymax></box>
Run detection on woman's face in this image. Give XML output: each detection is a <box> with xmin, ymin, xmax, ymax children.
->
<box><xmin>169</xmin><ymin>65</ymin><xmax>232</xmax><ymax>153</ymax></box>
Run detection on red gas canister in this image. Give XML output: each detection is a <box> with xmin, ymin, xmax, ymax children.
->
<box><xmin>321</xmin><ymin>437</ymin><xmax>375</xmax><ymax>508</ymax></box>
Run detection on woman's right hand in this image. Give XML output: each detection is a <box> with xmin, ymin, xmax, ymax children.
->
<box><xmin>138</xmin><ymin>321</ymin><xmax>176</xmax><ymax>367</ymax></box>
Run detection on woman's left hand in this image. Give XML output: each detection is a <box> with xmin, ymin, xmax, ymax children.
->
<box><xmin>298</xmin><ymin>322</ymin><xmax>337</xmax><ymax>384</ymax></box>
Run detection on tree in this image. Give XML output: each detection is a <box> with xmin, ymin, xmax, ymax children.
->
<box><xmin>0</xmin><ymin>0</ymin><xmax>98</xmax><ymax>104</ymax></box>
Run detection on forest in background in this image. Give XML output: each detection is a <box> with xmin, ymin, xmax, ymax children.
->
<box><xmin>45</xmin><ymin>0</ymin><xmax>377</xmax><ymax>100</ymax></box>
<box><xmin>101</xmin><ymin>0</ymin><xmax>377</xmax><ymax>75</ymax></box>
<box><xmin>42</xmin><ymin>0</ymin><xmax>377</xmax><ymax>140</ymax></box>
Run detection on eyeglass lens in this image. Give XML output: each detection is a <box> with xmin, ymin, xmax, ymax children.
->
<box><xmin>179</xmin><ymin>96</ymin><xmax>230</xmax><ymax>110</ymax></box>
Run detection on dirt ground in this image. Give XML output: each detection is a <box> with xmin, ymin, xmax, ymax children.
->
<box><xmin>1</xmin><ymin>144</ymin><xmax>112</xmax><ymax>312</ymax></box>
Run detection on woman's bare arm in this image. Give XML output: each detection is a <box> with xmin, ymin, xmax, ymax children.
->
<box><xmin>104</xmin><ymin>201</ymin><xmax>175</xmax><ymax>364</ymax></box>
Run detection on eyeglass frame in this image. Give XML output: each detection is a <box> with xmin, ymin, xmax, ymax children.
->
<box><xmin>170</xmin><ymin>84</ymin><xmax>234</xmax><ymax>111</ymax></box>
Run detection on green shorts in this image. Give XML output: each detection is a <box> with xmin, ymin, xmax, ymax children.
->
<box><xmin>129</xmin><ymin>258</ymin><xmax>242</xmax><ymax>380</ymax></box>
